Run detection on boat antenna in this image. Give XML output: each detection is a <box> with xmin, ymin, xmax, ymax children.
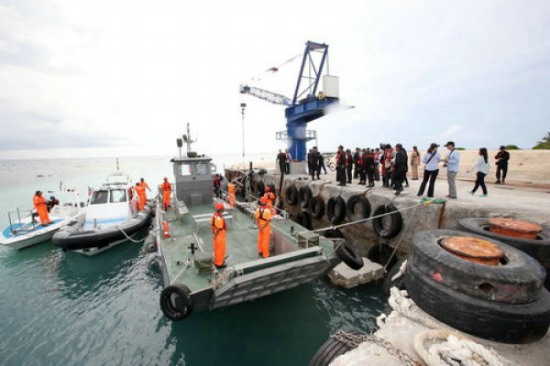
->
<box><xmin>116</xmin><ymin>158</ymin><xmax>120</xmax><ymax>172</ymax></box>
<box><xmin>182</xmin><ymin>122</ymin><xmax>196</xmax><ymax>155</ymax></box>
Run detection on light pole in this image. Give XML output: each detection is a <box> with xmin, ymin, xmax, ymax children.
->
<box><xmin>241</xmin><ymin>102</ymin><xmax>247</xmax><ymax>166</ymax></box>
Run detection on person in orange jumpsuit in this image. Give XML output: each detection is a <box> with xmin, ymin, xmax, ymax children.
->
<box><xmin>254</xmin><ymin>197</ymin><xmax>272</xmax><ymax>258</ymax></box>
<box><xmin>33</xmin><ymin>191</ymin><xmax>51</xmax><ymax>226</ymax></box>
<box><xmin>140</xmin><ymin>178</ymin><xmax>151</xmax><ymax>200</ymax></box>
<box><xmin>211</xmin><ymin>202</ymin><xmax>227</xmax><ymax>269</ymax></box>
<box><xmin>161</xmin><ymin>177</ymin><xmax>172</xmax><ymax>211</ymax></box>
<box><xmin>262</xmin><ymin>186</ymin><xmax>276</xmax><ymax>215</ymax></box>
<box><xmin>135</xmin><ymin>182</ymin><xmax>146</xmax><ymax>211</ymax></box>
<box><xmin>227</xmin><ymin>182</ymin><xmax>236</xmax><ymax>208</ymax></box>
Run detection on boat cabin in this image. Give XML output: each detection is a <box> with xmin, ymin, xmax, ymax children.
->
<box><xmin>170</xmin><ymin>155</ymin><xmax>216</xmax><ymax>207</ymax></box>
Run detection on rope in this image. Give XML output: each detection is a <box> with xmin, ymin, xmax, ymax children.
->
<box><xmin>391</xmin><ymin>259</ymin><xmax>408</xmax><ymax>282</ymax></box>
<box><xmin>413</xmin><ymin>329</ymin><xmax>518</xmax><ymax>366</ymax></box>
<box><xmin>382</xmin><ymin>203</ymin><xmax>421</xmax><ymax>271</ymax></box>
<box><xmin>116</xmin><ymin>225</ymin><xmax>144</xmax><ymax>243</ymax></box>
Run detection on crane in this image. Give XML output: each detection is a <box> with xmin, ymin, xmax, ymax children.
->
<box><xmin>240</xmin><ymin>41</ymin><xmax>340</xmax><ymax>162</ymax></box>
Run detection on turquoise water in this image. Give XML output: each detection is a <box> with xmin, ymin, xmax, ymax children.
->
<box><xmin>0</xmin><ymin>156</ymin><xmax>386</xmax><ymax>365</ymax></box>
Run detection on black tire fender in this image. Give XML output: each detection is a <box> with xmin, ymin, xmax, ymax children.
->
<box><xmin>298</xmin><ymin>186</ymin><xmax>313</xmax><ymax>208</ymax></box>
<box><xmin>323</xmin><ymin>228</ymin><xmax>343</xmax><ymax>239</ymax></box>
<box><xmin>309</xmin><ymin>332</ymin><xmax>365</xmax><ymax>366</ymax></box>
<box><xmin>285</xmin><ymin>185</ymin><xmax>298</xmax><ymax>205</ymax></box>
<box><xmin>335</xmin><ymin>240</ymin><xmax>363</xmax><ymax>270</ymax></box>
<box><xmin>404</xmin><ymin>264</ymin><xmax>550</xmax><ymax>344</ymax></box>
<box><xmin>327</xmin><ymin>196</ymin><xmax>346</xmax><ymax>225</ymax></box>
<box><xmin>308</xmin><ymin>196</ymin><xmax>325</xmax><ymax>219</ymax></box>
<box><xmin>296</xmin><ymin>211</ymin><xmax>313</xmax><ymax>230</ymax></box>
<box><xmin>372</xmin><ymin>204</ymin><xmax>403</xmax><ymax>239</ymax></box>
<box><xmin>410</xmin><ymin>229</ymin><xmax>546</xmax><ymax>304</ymax></box>
<box><xmin>346</xmin><ymin>195</ymin><xmax>371</xmax><ymax>221</ymax></box>
<box><xmin>368</xmin><ymin>244</ymin><xmax>397</xmax><ymax>269</ymax></box>
<box><xmin>160</xmin><ymin>284</ymin><xmax>194</xmax><ymax>321</ymax></box>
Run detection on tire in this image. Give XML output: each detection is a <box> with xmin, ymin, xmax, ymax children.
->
<box><xmin>368</xmin><ymin>244</ymin><xmax>397</xmax><ymax>270</ymax></box>
<box><xmin>323</xmin><ymin>228</ymin><xmax>343</xmax><ymax>239</ymax></box>
<box><xmin>404</xmin><ymin>264</ymin><xmax>550</xmax><ymax>344</ymax></box>
<box><xmin>297</xmin><ymin>211</ymin><xmax>313</xmax><ymax>230</ymax></box>
<box><xmin>346</xmin><ymin>195</ymin><xmax>371</xmax><ymax>221</ymax></box>
<box><xmin>327</xmin><ymin>196</ymin><xmax>346</xmax><ymax>225</ymax></box>
<box><xmin>308</xmin><ymin>196</ymin><xmax>325</xmax><ymax>219</ymax></box>
<box><xmin>298</xmin><ymin>186</ymin><xmax>313</xmax><ymax>208</ymax></box>
<box><xmin>309</xmin><ymin>333</ymin><xmax>364</xmax><ymax>366</ymax></box>
<box><xmin>459</xmin><ymin>218</ymin><xmax>550</xmax><ymax>269</ymax></box>
<box><xmin>335</xmin><ymin>240</ymin><xmax>363</xmax><ymax>270</ymax></box>
<box><xmin>285</xmin><ymin>185</ymin><xmax>298</xmax><ymax>205</ymax></box>
<box><xmin>383</xmin><ymin>258</ymin><xmax>406</xmax><ymax>295</ymax></box>
<box><xmin>256</xmin><ymin>181</ymin><xmax>265</xmax><ymax>196</ymax></box>
<box><xmin>160</xmin><ymin>284</ymin><xmax>194</xmax><ymax>321</ymax></box>
<box><xmin>372</xmin><ymin>204</ymin><xmax>403</xmax><ymax>239</ymax></box>
<box><xmin>409</xmin><ymin>230</ymin><xmax>546</xmax><ymax>304</ymax></box>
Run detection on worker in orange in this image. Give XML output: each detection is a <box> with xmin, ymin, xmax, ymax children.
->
<box><xmin>161</xmin><ymin>177</ymin><xmax>172</xmax><ymax>211</ymax></box>
<box><xmin>140</xmin><ymin>178</ymin><xmax>151</xmax><ymax>199</ymax></box>
<box><xmin>135</xmin><ymin>182</ymin><xmax>146</xmax><ymax>211</ymax></box>
<box><xmin>33</xmin><ymin>191</ymin><xmax>51</xmax><ymax>226</ymax></box>
<box><xmin>262</xmin><ymin>186</ymin><xmax>276</xmax><ymax>215</ymax></box>
<box><xmin>227</xmin><ymin>181</ymin><xmax>236</xmax><ymax>208</ymax></box>
<box><xmin>255</xmin><ymin>197</ymin><xmax>272</xmax><ymax>258</ymax></box>
<box><xmin>211</xmin><ymin>202</ymin><xmax>227</xmax><ymax>269</ymax></box>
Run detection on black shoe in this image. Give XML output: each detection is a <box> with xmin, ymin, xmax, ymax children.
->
<box><xmin>495</xmin><ymin>180</ymin><xmax>501</xmax><ymax>184</ymax></box>
<box><xmin>215</xmin><ymin>263</ymin><xmax>227</xmax><ymax>269</ymax></box>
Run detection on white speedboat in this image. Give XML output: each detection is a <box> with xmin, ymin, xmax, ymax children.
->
<box><xmin>52</xmin><ymin>170</ymin><xmax>152</xmax><ymax>255</ymax></box>
<box><xmin>0</xmin><ymin>191</ymin><xmax>85</xmax><ymax>250</ymax></box>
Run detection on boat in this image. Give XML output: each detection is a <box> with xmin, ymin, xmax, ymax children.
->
<box><xmin>52</xmin><ymin>167</ymin><xmax>153</xmax><ymax>255</ymax></box>
<box><xmin>154</xmin><ymin>127</ymin><xmax>363</xmax><ymax>321</ymax></box>
<box><xmin>0</xmin><ymin>190</ymin><xmax>85</xmax><ymax>250</ymax></box>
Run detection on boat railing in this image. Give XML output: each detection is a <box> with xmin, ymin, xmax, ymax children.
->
<box><xmin>7</xmin><ymin>207</ymin><xmax>37</xmax><ymax>235</ymax></box>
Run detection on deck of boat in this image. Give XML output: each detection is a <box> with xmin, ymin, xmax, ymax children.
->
<box><xmin>158</xmin><ymin>201</ymin><xmax>336</xmax><ymax>293</ymax></box>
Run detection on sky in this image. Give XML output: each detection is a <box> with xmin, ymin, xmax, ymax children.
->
<box><xmin>1</xmin><ymin>0</ymin><xmax>549</xmax><ymax>160</ymax></box>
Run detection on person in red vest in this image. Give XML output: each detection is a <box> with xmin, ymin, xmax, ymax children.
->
<box><xmin>262</xmin><ymin>186</ymin><xmax>276</xmax><ymax>214</ymax></box>
<box><xmin>161</xmin><ymin>177</ymin><xmax>172</xmax><ymax>211</ymax></box>
<box><xmin>211</xmin><ymin>202</ymin><xmax>227</xmax><ymax>269</ymax></box>
<box><xmin>33</xmin><ymin>191</ymin><xmax>51</xmax><ymax>226</ymax></box>
<box><xmin>255</xmin><ymin>197</ymin><xmax>272</xmax><ymax>258</ymax></box>
<box><xmin>135</xmin><ymin>182</ymin><xmax>146</xmax><ymax>211</ymax></box>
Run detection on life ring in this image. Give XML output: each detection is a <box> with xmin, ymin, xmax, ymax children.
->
<box><xmin>372</xmin><ymin>204</ymin><xmax>403</xmax><ymax>239</ymax></box>
<box><xmin>160</xmin><ymin>284</ymin><xmax>194</xmax><ymax>321</ymax></box>
<box><xmin>285</xmin><ymin>185</ymin><xmax>298</xmax><ymax>205</ymax></box>
<box><xmin>335</xmin><ymin>240</ymin><xmax>364</xmax><ymax>270</ymax></box>
<box><xmin>327</xmin><ymin>196</ymin><xmax>346</xmax><ymax>225</ymax></box>
<box><xmin>404</xmin><ymin>263</ymin><xmax>550</xmax><ymax>344</ymax></box>
<box><xmin>410</xmin><ymin>229</ymin><xmax>546</xmax><ymax>304</ymax></box>
<box><xmin>308</xmin><ymin>196</ymin><xmax>325</xmax><ymax>219</ymax></box>
<box><xmin>296</xmin><ymin>211</ymin><xmax>313</xmax><ymax>230</ymax></box>
<box><xmin>298</xmin><ymin>186</ymin><xmax>313</xmax><ymax>208</ymax></box>
<box><xmin>346</xmin><ymin>195</ymin><xmax>371</xmax><ymax>221</ymax></box>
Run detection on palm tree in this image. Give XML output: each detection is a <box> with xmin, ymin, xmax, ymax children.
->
<box><xmin>533</xmin><ymin>132</ymin><xmax>550</xmax><ymax>149</ymax></box>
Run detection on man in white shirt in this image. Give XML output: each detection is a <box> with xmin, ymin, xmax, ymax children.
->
<box><xmin>443</xmin><ymin>141</ymin><xmax>460</xmax><ymax>199</ymax></box>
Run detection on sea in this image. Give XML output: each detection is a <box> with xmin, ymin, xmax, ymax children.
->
<box><xmin>0</xmin><ymin>154</ymin><xmax>386</xmax><ymax>366</ymax></box>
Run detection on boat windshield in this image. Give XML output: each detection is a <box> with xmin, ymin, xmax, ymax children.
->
<box><xmin>196</xmin><ymin>163</ymin><xmax>209</xmax><ymax>175</ymax></box>
<box><xmin>90</xmin><ymin>190</ymin><xmax>109</xmax><ymax>204</ymax></box>
<box><xmin>109</xmin><ymin>189</ymin><xmax>127</xmax><ymax>203</ymax></box>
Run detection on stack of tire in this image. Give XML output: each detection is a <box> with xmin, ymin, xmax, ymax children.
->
<box><xmin>459</xmin><ymin>218</ymin><xmax>550</xmax><ymax>289</ymax></box>
<box><xmin>404</xmin><ymin>229</ymin><xmax>550</xmax><ymax>344</ymax></box>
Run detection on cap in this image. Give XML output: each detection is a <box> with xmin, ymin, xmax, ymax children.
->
<box><xmin>385</xmin><ymin>144</ymin><xmax>392</xmax><ymax>148</ymax></box>
<box><xmin>264</xmin><ymin>186</ymin><xmax>270</xmax><ymax>192</ymax></box>
<box><xmin>499</xmin><ymin>145</ymin><xmax>505</xmax><ymax>150</ymax></box>
<box><xmin>259</xmin><ymin>197</ymin><xmax>267</xmax><ymax>205</ymax></box>
<box><xmin>430</xmin><ymin>143</ymin><xmax>439</xmax><ymax>149</ymax></box>
<box><xmin>396</xmin><ymin>143</ymin><xmax>403</xmax><ymax>149</ymax></box>
<box><xmin>215</xmin><ymin>202</ymin><xmax>224</xmax><ymax>211</ymax></box>
<box><xmin>445</xmin><ymin>141</ymin><xmax>455</xmax><ymax>147</ymax></box>
<box><xmin>35</xmin><ymin>190</ymin><xmax>41</xmax><ymax>195</ymax></box>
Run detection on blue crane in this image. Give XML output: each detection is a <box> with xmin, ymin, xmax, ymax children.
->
<box><xmin>240</xmin><ymin>41</ymin><xmax>340</xmax><ymax>161</ymax></box>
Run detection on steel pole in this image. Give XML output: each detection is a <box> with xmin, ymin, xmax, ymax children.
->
<box><xmin>241</xmin><ymin>103</ymin><xmax>246</xmax><ymax>166</ymax></box>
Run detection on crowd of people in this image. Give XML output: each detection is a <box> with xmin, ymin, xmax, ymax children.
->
<box><xmin>275</xmin><ymin>143</ymin><xmax>511</xmax><ymax>199</ymax></box>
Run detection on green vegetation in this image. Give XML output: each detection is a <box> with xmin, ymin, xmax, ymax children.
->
<box><xmin>533</xmin><ymin>132</ymin><xmax>550</xmax><ymax>150</ymax></box>
<box><xmin>505</xmin><ymin>144</ymin><xmax>520</xmax><ymax>150</ymax></box>
<box><xmin>456</xmin><ymin>147</ymin><xmax>466</xmax><ymax>151</ymax></box>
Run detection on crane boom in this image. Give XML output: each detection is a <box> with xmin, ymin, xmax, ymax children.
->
<box><xmin>239</xmin><ymin>85</ymin><xmax>292</xmax><ymax>106</ymax></box>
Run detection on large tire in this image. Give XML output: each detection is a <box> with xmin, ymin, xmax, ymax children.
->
<box><xmin>404</xmin><ymin>264</ymin><xmax>550</xmax><ymax>344</ymax></box>
<box><xmin>459</xmin><ymin>218</ymin><xmax>550</xmax><ymax>269</ymax></box>
<box><xmin>372</xmin><ymin>204</ymin><xmax>403</xmax><ymax>239</ymax></box>
<box><xmin>410</xmin><ymin>230</ymin><xmax>545</xmax><ymax>304</ymax></box>
<box><xmin>297</xmin><ymin>211</ymin><xmax>313</xmax><ymax>230</ymax></box>
<box><xmin>160</xmin><ymin>284</ymin><xmax>194</xmax><ymax>321</ymax></box>
<box><xmin>327</xmin><ymin>196</ymin><xmax>346</xmax><ymax>225</ymax></box>
<box><xmin>368</xmin><ymin>244</ymin><xmax>397</xmax><ymax>270</ymax></box>
<box><xmin>323</xmin><ymin>228</ymin><xmax>343</xmax><ymax>239</ymax></box>
<box><xmin>285</xmin><ymin>185</ymin><xmax>298</xmax><ymax>205</ymax></box>
<box><xmin>309</xmin><ymin>333</ymin><xmax>364</xmax><ymax>366</ymax></box>
<box><xmin>335</xmin><ymin>240</ymin><xmax>363</xmax><ymax>270</ymax></box>
<box><xmin>308</xmin><ymin>196</ymin><xmax>325</xmax><ymax>219</ymax></box>
<box><xmin>346</xmin><ymin>195</ymin><xmax>371</xmax><ymax>222</ymax></box>
<box><xmin>298</xmin><ymin>186</ymin><xmax>313</xmax><ymax>209</ymax></box>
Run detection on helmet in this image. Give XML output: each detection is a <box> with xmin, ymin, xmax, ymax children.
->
<box><xmin>265</xmin><ymin>186</ymin><xmax>270</xmax><ymax>192</ymax></box>
<box><xmin>259</xmin><ymin>197</ymin><xmax>267</xmax><ymax>205</ymax></box>
<box><xmin>215</xmin><ymin>202</ymin><xmax>224</xmax><ymax>211</ymax></box>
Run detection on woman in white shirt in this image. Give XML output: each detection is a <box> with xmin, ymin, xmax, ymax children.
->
<box><xmin>417</xmin><ymin>143</ymin><xmax>441</xmax><ymax>198</ymax></box>
<box><xmin>467</xmin><ymin>147</ymin><xmax>490</xmax><ymax>196</ymax></box>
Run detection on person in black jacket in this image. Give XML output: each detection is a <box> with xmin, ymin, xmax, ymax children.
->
<box><xmin>392</xmin><ymin>144</ymin><xmax>408</xmax><ymax>195</ymax></box>
<box><xmin>336</xmin><ymin>145</ymin><xmax>346</xmax><ymax>186</ymax></box>
<box><xmin>495</xmin><ymin>145</ymin><xmax>510</xmax><ymax>184</ymax></box>
<box><xmin>353</xmin><ymin>148</ymin><xmax>361</xmax><ymax>179</ymax></box>
<box><xmin>346</xmin><ymin>149</ymin><xmax>353</xmax><ymax>184</ymax></box>
<box><xmin>308</xmin><ymin>146</ymin><xmax>320</xmax><ymax>180</ymax></box>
